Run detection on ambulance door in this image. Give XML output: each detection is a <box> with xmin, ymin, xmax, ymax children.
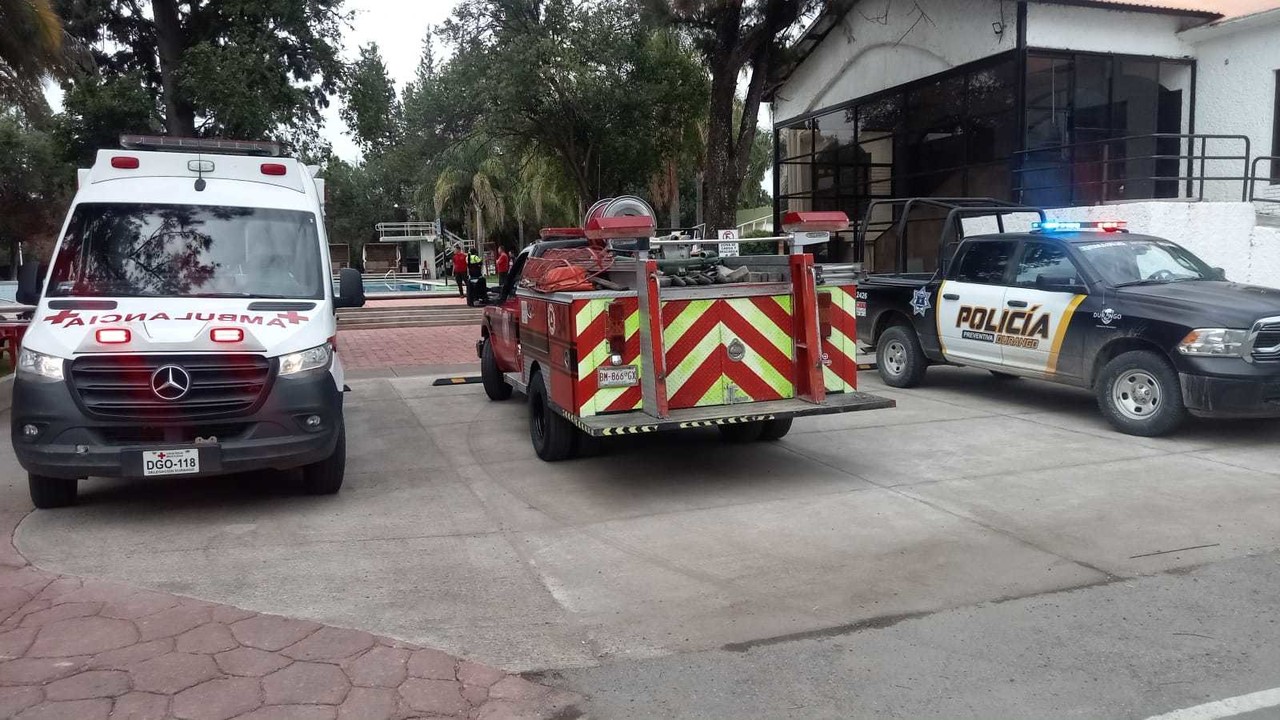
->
<box><xmin>936</xmin><ymin>239</ymin><xmax>1017</xmax><ymax>366</ymax></box>
<box><xmin>1001</xmin><ymin>240</ymin><xmax>1089</xmax><ymax>379</ymax></box>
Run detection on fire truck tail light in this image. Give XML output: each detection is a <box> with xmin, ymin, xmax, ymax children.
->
<box><xmin>96</xmin><ymin>328</ymin><xmax>131</xmax><ymax>344</ymax></box>
<box><xmin>606</xmin><ymin>301</ymin><xmax>627</xmax><ymax>360</ymax></box>
<box><xmin>210</xmin><ymin>328</ymin><xmax>244</xmax><ymax>343</ymax></box>
<box><xmin>782</xmin><ymin>211</ymin><xmax>849</xmax><ymax>233</ymax></box>
<box><xmin>111</xmin><ymin>156</ymin><xmax>140</xmax><ymax>169</ymax></box>
<box><xmin>260</xmin><ymin>163</ymin><xmax>287</xmax><ymax>176</ymax></box>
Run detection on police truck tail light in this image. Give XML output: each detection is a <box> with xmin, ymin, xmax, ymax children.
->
<box><xmin>606</xmin><ymin>301</ymin><xmax>627</xmax><ymax>364</ymax></box>
<box><xmin>210</xmin><ymin>327</ymin><xmax>244</xmax><ymax>343</ymax></box>
<box><xmin>111</xmin><ymin>156</ymin><xmax>140</xmax><ymax>169</ymax></box>
<box><xmin>96</xmin><ymin>328</ymin><xmax>131</xmax><ymax>344</ymax></box>
<box><xmin>1178</xmin><ymin>328</ymin><xmax>1248</xmax><ymax>357</ymax></box>
<box><xmin>260</xmin><ymin>163</ymin><xmax>287</xmax><ymax>176</ymax></box>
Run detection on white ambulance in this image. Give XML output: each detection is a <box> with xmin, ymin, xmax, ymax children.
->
<box><xmin>11</xmin><ymin>136</ymin><xmax>366</xmax><ymax>508</ymax></box>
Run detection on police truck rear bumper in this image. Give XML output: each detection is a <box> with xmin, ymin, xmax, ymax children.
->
<box><xmin>11</xmin><ymin>372</ymin><xmax>343</xmax><ymax>480</ymax></box>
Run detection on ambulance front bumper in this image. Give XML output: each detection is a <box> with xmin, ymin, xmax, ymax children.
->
<box><xmin>559</xmin><ymin>392</ymin><xmax>896</xmax><ymax>436</ymax></box>
<box><xmin>11</xmin><ymin>372</ymin><xmax>343</xmax><ymax>480</ymax></box>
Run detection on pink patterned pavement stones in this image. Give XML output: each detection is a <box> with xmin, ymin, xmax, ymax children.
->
<box><xmin>0</xmin><ymin>525</ymin><xmax>581</xmax><ymax>719</ymax></box>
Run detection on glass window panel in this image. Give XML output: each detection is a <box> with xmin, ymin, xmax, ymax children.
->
<box><xmin>1026</xmin><ymin>55</ymin><xmax>1071</xmax><ymax>113</ymax></box>
<box><xmin>779</xmin><ymin>161</ymin><xmax>812</xmax><ymax>196</ymax></box>
<box><xmin>780</xmin><ymin>126</ymin><xmax>814</xmax><ymax>161</ymax></box>
<box><xmin>952</xmin><ymin>240</ymin><xmax>1017</xmax><ymax>284</ymax></box>
<box><xmin>814</xmin><ymin>108</ymin><xmax>857</xmax><ymax>163</ymax></box>
<box><xmin>968</xmin><ymin>61</ymin><xmax>1017</xmax><ymax>116</ymax></box>
<box><xmin>969</xmin><ymin>109</ymin><xmax>1018</xmax><ymax>162</ymax></box>
<box><xmin>1014</xmin><ymin>243</ymin><xmax>1081</xmax><ymax>288</ymax></box>
<box><xmin>858</xmin><ymin>96</ymin><xmax>902</xmax><ymax>136</ymax></box>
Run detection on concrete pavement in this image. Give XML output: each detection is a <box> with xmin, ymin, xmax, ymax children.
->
<box><xmin>10</xmin><ymin>366</ymin><xmax>1280</xmax><ymax>717</ymax></box>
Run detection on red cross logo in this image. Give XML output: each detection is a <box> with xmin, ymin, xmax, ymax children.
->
<box><xmin>44</xmin><ymin>309</ymin><xmax>79</xmax><ymax>325</ymax></box>
<box><xmin>277</xmin><ymin>311</ymin><xmax>307</xmax><ymax>325</ymax></box>
<box><xmin>157</xmin><ymin>452</ymin><xmax>167</xmax><ymax>459</ymax></box>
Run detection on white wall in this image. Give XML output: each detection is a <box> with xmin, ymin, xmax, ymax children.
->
<box><xmin>1185</xmin><ymin>13</ymin><xmax>1280</xmax><ymax>203</ymax></box>
<box><xmin>964</xmin><ymin>202</ymin><xmax>1280</xmax><ymax>288</ymax></box>
<box><xmin>773</xmin><ymin>0</ymin><xmax>1016</xmax><ymax>123</ymax></box>
<box><xmin>1025</xmin><ymin>4</ymin><xmax>1197</xmax><ymax>57</ymax></box>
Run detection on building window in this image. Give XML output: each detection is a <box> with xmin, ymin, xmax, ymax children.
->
<box><xmin>1019</xmin><ymin>52</ymin><xmax>1193</xmax><ymax>206</ymax></box>
<box><xmin>774</xmin><ymin>52</ymin><xmax>1019</xmax><ymax>270</ymax></box>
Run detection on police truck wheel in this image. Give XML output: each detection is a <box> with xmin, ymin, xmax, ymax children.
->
<box><xmin>29</xmin><ymin>474</ymin><xmax>77</xmax><ymax>509</ymax></box>
<box><xmin>301</xmin><ymin>422</ymin><xmax>345</xmax><ymax>495</ymax></box>
<box><xmin>481</xmin><ymin>339</ymin><xmax>512</xmax><ymax>401</ymax></box>
<box><xmin>718</xmin><ymin>421</ymin><xmax>764</xmax><ymax>442</ymax></box>
<box><xmin>877</xmin><ymin>326</ymin><xmax>927</xmax><ymax>388</ymax></box>
<box><xmin>1096</xmin><ymin>350</ymin><xmax>1187</xmax><ymax>437</ymax></box>
<box><xmin>529</xmin><ymin>371</ymin><xmax>579</xmax><ymax>461</ymax></box>
<box><xmin>758</xmin><ymin>418</ymin><xmax>793</xmax><ymax>441</ymax></box>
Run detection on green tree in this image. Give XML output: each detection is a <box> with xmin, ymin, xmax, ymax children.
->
<box><xmin>0</xmin><ymin>109</ymin><xmax>75</xmax><ymax>270</ymax></box>
<box><xmin>340</xmin><ymin>43</ymin><xmax>401</xmax><ymax>156</ymax></box>
<box><xmin>57</xmin><ymin>0</ymin><xmax>348</xmax><ymax>141</ymax></box>
<box><xmin>656</xmin><ymin>0</ymin><xmax>825</xmax><ymax>234</ymax></box>
<box><xmin>439</xmin><ymin>0</ymin><xmax>709</xmax><ymax>211</ymax></box>
<box><xmin>0</xmin><ymin>0</ymin><xmax>86</xmax><ymax>115</ymax></box>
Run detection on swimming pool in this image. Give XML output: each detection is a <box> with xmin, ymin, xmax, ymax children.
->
<box><xmin>336</xmin><ymin>279</ymin><xmax>452</xmax><ymax>296</ymax></box>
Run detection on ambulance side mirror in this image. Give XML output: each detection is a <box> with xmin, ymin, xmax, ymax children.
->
<box><xmin>16</xmin><ymin>263</ymin><xmax>45</xmax><ymax>306</ymax></box>
<box><xmin>335</xmin><ymin>267</ymin><xmax>365</xmax><ymax>309</ymax></box>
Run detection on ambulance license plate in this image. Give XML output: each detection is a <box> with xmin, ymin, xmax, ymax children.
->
<box><xmin>597</xmin><ymin>365</ymin><xmax>639</xmax><ymax>388</ymax></box>
<box><xmin>141</xmin><ymin>449</ymin><xmax>200</xmax><ymax>477</ymax></box>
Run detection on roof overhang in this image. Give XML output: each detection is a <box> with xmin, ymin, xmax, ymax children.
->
<box><xmin>1179</xmin><ymin>5</ymin><xmax>1280</xmax><ymax>40</ymax></box>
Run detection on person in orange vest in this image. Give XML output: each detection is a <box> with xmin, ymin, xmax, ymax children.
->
<box><xmin>451</xmin><ymin>244</ymin><xmax>468</xmax><ymax>298</ymax></box>
<box><xmin>496</xmin><ymin>245</ymin><xmax>511</xmax><ymax>288</ymax></box>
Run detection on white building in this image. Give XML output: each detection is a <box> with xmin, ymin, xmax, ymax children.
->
<box><xmin>768</xmin><ymin>0</ymin><xmax>1280</xmax><ymax>276</ymax></box>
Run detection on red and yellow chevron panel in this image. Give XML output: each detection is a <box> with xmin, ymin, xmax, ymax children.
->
<box><xmin>573</xmin><ymin>297</ymin><xmax>643</xmax><ymax>417</ymax></box>
<box><xmin>821</xmin><ymin>284</ymin><xmax>859</xmax><ymax>393</ymax></box>
<box><xmin>663</xmin><ymin>295</ymin><xmax>796</xmax><ymax>409</ymax></box>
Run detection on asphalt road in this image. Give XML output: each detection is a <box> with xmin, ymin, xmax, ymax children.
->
<box><xmin>9</xmin><ymin>366</ymin><xmax>1280</xmax><ymax>718</ymax></box>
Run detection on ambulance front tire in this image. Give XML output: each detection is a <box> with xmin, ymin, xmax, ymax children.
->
<box><xmin>877</xmin><ymin>325</ymin><xmax>928</xmax><ymax>388</ymax></box>
<box><xmin>1096</xmin><ymin>350</ymin><xmax>1187</xmax><ymax>437</ymax></box>
<box><xmin>481</xmin><ymin>339</ymin><xmax>513</xmax><ymax>401</ymax></box>
<box><xmin>301</xmin><ymin>422</ymin><xmax>345</xmax><ymax>495</ymax></box>
<box><xmin>29</xmin><ymin>474</ymin><xmax>77</xmax><ymax>509</ymax></box>
<box><xmin>529</xmin><ymin>371</ymin><xmax>580</xmax><ymax>461</ymax></box>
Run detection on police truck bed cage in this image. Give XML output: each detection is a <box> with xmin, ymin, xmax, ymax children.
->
<box><xmin>119</xmin><ymin>135</ymin><xmax>284</xmax><ymax>157</ymax></box>
<box><xmin>857</xmin><ymin>198</ymin><xmax>1047</xmax><ymax>276</ymax></box>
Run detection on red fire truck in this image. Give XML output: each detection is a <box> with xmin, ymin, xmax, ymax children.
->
<box><xmin>476</xmin><ymin>200</ymin><xmax>894</xmax><ymax>460</ymax></box>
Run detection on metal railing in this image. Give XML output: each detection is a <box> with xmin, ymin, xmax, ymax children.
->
<box><xmin>1013</xmin><ymin>133</ymin><xmax>1253</xmax><ymax>205</ymax></box>
<box><xmin>1248</xmin><ymin>156</ymin><xmax>1280</xmax><ymax>205</ymax></box>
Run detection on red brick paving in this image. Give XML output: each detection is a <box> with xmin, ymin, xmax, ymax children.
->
<box><xmin>337</xmin><ymin>327</ymin><xmax>479</xmax><ymax>372</ymax></box>
<box><xmin>0</xmin><ymin>514</ymin><xmax>580</xmax><ymax>719</ymax></box>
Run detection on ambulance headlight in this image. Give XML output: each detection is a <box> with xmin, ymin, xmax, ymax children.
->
<box><xmin>17</xmin><ymin>349</ymin><xmax>65</xmax><ymax>382</ymax></box>
<box><xmin>278</xmin><ymin>343</ymin><xmax>332</xmax><ymax>376</ymax></box>
<box><xmin>1177</xmin><ymin>329</ymin><xmax>1248</xmax><ymax>357</ymax></box>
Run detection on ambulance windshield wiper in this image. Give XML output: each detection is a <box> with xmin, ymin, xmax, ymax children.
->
<box><xmin>185</xmin><ymin>292</ymin><xmax>295</xmax><ymax>299</ymax></box>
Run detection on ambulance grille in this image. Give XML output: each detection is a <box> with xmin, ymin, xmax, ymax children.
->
<box><xmin>69</xmin><ymin>354</ymin><xmax>273</xmax><ymax>419</ymax></box>
<box><xmin>1253</xmin><ymin>322</ymin><xmax>1280</xmax><ymax>363</ymax></box>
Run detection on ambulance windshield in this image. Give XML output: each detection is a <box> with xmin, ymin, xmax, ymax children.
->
<box><xmin>48</xmin><ymin>203</ymin><xmax>324</xmax><ymax>300</ymax></box>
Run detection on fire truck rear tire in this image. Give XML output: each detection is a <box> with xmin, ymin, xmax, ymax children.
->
<box><xmin>529</xmin><ymin>371</ymin><xmax>580</xmax><ymax>461</ymax></box>
<box><xmin>758</xmin><ymin>418</ymin><xmax>793</xmax><ymax>441</ymax></box>
<box><xmin>718</xmin><ymin>421</ymin><xmax>764</xmax><ymax>442</ymax></box>
<box><xmin>481</xmin><ymin>338</ymin><xmax>513</xmax><ymax>401</ymax></box>
<box><xmin>877</xmin><ymin>325</ymin><xmax>928</xmax><ymax>388</ymax></box>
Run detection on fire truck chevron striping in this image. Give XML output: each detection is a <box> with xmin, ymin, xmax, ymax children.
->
<box><xmin>478</xmin><ymin>203</ymin><xmax>895</xmax><ymax>460</ymax></box>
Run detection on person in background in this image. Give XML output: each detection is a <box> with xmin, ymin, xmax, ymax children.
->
<box><xmin>451</xmin><ymin>244</ymin><xmax>467</xmax><ymax>298</ymax></box>
<box><xmin>496</xmin><ymin>245</ymin><xmax>511</xmax><ymax>288</ymax></box>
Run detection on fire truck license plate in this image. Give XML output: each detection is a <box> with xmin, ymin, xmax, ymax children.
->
<box><xmin>597</xmin><ymin>365</ymin><xmax>639</xmax><ymax>388</ymax></box>
<box><xmin>142</xmin><ymin>449</ymin><xmax>200</xmax><ymax>477</ymax></box>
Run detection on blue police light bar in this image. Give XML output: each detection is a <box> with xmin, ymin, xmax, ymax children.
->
<box><xmin>1032</xmin><ymin>220</ymin><xmax>1127</xmax><ymax>233</ymax></box>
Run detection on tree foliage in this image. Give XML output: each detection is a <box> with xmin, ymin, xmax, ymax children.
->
<box><xmin>0</xmin><ymin>109</ymin><xmax>75</xmax><ymax>267</ymax></box>
<box><xmin>0</xmin><ymin>0</ymin><xmax>87</xmax><ymax>116</ymax></box>
<box><xmin>340</xmin><ymin>43</ymin><xmax>401</xmax><ymax>156</ymax></box>
<box><xmin>56</xmin><ymin>0</ymin><xmax>349</xmax><ymax>142</ymax></box>
<box><xmin>656</xmin><ymin>0</ymin><xmax>825</xmax><ymax>233</ymax></box>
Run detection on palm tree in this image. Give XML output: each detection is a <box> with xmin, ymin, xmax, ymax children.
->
<box><xmin>0</xmin><ymin>0</ymin><xmax>84</xmax><ymax>115</ymax></box>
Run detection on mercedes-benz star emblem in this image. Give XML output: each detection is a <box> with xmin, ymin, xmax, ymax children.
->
<box><xmin>150</xmin><ymin>365</ymin><xmax>192</xmax><ymax>401</ymax></box>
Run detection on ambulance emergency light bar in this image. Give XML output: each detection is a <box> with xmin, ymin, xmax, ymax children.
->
<box><xmin>120</xmin><ymin>134</ymin><xmax>283</xmax><ymax>157</ymax></box>
<box><xmin>1032</xmin><ymin>220</ymin><xmax>1128</xmax><ymax>232</ymax></box>
<box><xmin>782</xmin><ymin>211</ymin><xmax>850</xmax><ymax>233</ymax></box>
<box><xmin>584</xmin><ymin>215</ymin><xmax>658</xmax><ymax>240</ymax></box>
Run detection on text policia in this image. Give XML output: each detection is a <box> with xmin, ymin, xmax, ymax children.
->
<box><xmin>956</xmin><ymin>304</ymin><xmax>1051</xmax><ymax>349</ymax></box>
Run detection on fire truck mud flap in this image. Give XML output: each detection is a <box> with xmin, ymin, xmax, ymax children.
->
<box><xmin>556</xmin><ymin>392</ymin><xmax>895</xmax><ymax>437</ymax></box>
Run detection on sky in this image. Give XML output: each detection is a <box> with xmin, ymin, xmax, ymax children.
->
<box><xmin>322</xmin><ymin>0</ymin><xmax>461</xmax><ymax>161</ymax></box>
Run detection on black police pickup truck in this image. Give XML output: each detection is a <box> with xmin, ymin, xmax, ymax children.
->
<box><xmin>856</xmin><ymin>200</ymin><xmax>1280</xmax><ymax>436</ymax></box>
